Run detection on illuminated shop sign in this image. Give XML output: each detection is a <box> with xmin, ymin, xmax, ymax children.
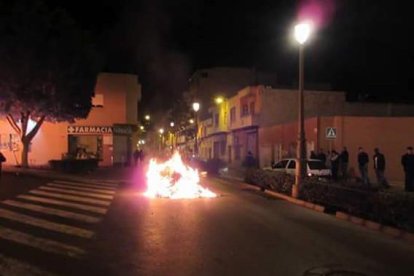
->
<box><xmin>67</xmin><ymin>126</ymin><xmax>113</xmax><ymax>135</ymax></box>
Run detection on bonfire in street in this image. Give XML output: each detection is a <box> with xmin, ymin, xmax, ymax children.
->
<box><xmin>144</xmin><ymin>152</ymin><xmax>217</xmax><ymax>199</ymax></box>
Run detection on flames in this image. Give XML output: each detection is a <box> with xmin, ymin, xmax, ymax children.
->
<box><xmin>144</xmin><ymin>152</ymin><xmax>217</xmax><ymax>199</ymax></box>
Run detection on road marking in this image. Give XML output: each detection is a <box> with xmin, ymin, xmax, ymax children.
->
<box><xmin>47</xmin><ymin>183</ymin><xmax>115</xmax><ymax>195</ymax></box>
<box><xmin>53</xmin><ymin>180</ymin><xmax>117</xmax><ymax>189</ymax></box>
<box><xmin>0</xmin><ymin>208</ymin><xmax>94</xmax><ymax>238</ymax></box>
<box><xmin>50</xmin><ymin>181</ymin><xmax>117</xmax><ymax>192</ymax></box>
<box><xmin>0</xmin><ymin>226</ymin><xmax>85</xmax><ymax>258</ymax></box>
<box><xmin>18</xmin><ymin>195</ymin><xmax>107</xmax><ymax>215</ymax></box>
<box><xmin>39</xmin><ymin>187</ymin><xmax>114</xmax><ymax>200</ymax></box>
<box><xmin>0</xmin><ymin>253</ymin><xmax>57</xmax><ymax>276</ymax></box>
<box><xmin>3</xmin><ymin>200</ymin><xmax>101</xmax><ymax>224</ymax></box>
<box><xmin>29</xmin><ymin>190</ymin><xmax>111</xmax><ymax>206</ymax></box>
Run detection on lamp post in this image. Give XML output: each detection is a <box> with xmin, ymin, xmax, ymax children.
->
<box><xmin>192</xmin><ymin>102</ymin><xmax>200</xmax><ymax>156</ymax></box>
<box><xmin>292</xmin><ymin>22</ymin><xmax>312</xmax><ymax>198</ymax></box>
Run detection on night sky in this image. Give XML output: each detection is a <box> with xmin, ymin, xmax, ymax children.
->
<box><xmin>47</xmin><ymin>0</ymin><xmax>413</xmax><ymax>112</ymax></box>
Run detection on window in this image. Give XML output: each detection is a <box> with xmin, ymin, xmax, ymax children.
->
<box><xmin>92</xmin><ymin>94</ymin><xmax>104</xmax><ymax>107</ymax></box>
<box><xmin>214</xmin><ymin>113</ymin><xmax>219</xmax><ymax>127</ymax></box>
<box><xmin>287</xmin><ymin>160</ymin><xmax>296</xmax><ymax>169</ymax></box>
<box><xmin>249</xmin><ymin>102</ymin><xmax>255</xmax><ymax>115</ymax></box>
<box><xmin>230</xmin><ymin>107</ymin><xmax>236</xmax><ymax>123</ymax></box>
<box><xmin>241</xmin><ymin>104</ymin><xmax>249</xmax><ymax>117</ymax></box>
<box><xmin>272</xmin><ymin>160</ymin><xmax>288</xmax><ymax>169</ymax></box>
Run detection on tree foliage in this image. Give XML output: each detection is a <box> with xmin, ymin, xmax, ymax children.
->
<box><xmin>0</xmin><ymin>0</ymin><xmax>102</xmax><ymax>167</ymax></box>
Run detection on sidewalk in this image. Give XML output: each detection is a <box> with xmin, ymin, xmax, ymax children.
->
<box><xmin>3</xmin><ymin>165</ymin><xmax>140</xmax><ymax>184</ymax></box>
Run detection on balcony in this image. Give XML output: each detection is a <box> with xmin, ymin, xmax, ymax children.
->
<box><xmin>230</xmin><ymin>114</ymin><xmax>259</xmax><ymax>130</ymax></box>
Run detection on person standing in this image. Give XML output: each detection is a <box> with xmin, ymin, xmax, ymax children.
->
<box><xmin>340</xmin><ymin>147</ymin><xmax>349</xmax><ymax>179</ymax></box>
<box><xmin>0</xmin><ymin>151</ymin><xmax>6</xmax><ymax>181</ymax></box>
<box><xmin>317</xmin><ymin>149</ymin><xmax>327</xmax><ymax>166</ymax></box>
<box><xmin>373</xmin><ymin>148</ymin><xmax>389</xmax><ymax>188</ymax></box>
<box><xmin>330</xmin><ymin>150</ymin><xmax>340</xmax><ymax>181</ymax></box>
<box><xmin>401</xmin><ymin>146</ymin><xmax>414</xmax><ymax>192</ymax></box>
<box><xmin>358</xmin><ymin>147</ymin><xmax>369</xmax><ymax>185</ymax></box>
<box><xmin>133</xmin><ymin>149</ymin><xmax>140</xmax><ymax>166</ymax></box>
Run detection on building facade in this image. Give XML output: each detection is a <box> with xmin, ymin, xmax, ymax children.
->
<box><xmin>196</xmin><ymin>85</ymin><xmax>414</xmax><ymax>186</ymax></box>
<box><xmin>0</xmin><ymin>73</ymin><xmax>141</xmax><ymax>167</ymax></box>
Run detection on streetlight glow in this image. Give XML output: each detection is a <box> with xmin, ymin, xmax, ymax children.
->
<box><xmin>159</xmin><ymin>128</ymin><xmax>164</xmax><ymax>134</ymax></box>
<box><xmin>189</xmin><ymin>119</ymin><xmax>194</xmax><ymax>124</ymax></box>
<box><xmin>192</xmin><ymin>102</ymin><xmax>200</xmax><ymax>112</ymax></box>
<box><xmin>140</xmin><ymin>125</ymin><xmax>144</xmax><ymax>130</ymax></box>
<box><xmin>145</xmin><ymin>115</ymin><xmax>150</xmax><ymax>121</ymax></box>
<box><xmin>215</xmin><ymin>97</ymin><xmax>224</xmax><ymax>104</ymax></box>
<box><xmin>170</xmin><ymin>122</ymin><xmax>175</xmax><ymax>127</ymax></box>
<box><xmin>294</xmin><ymin>22</ymin><xmax>312</xmax><ymax>44</ymax></box>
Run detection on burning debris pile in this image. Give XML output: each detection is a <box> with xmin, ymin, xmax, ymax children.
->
<box><xmin>144</xmin><ymin>152</ymin><xmax>216</xmax><ymax>199</ymax></box>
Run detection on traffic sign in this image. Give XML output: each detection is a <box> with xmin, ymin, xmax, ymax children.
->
<box><xmin>326</xmin><ymin>127</ymin><xmax>337</xmax><ymax>139</ymax></box>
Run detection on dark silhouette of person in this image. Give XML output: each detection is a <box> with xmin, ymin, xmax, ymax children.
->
<box><xmin>133</xmin><ymin>149</ymin><xmax>140</xmax><ymax>166</ymax></box>
<box><xmin>310</xmin><ymin>150</ymin><xmax>317</xmax><ymax>159</ymax></box>
<box><xmin>340</xmin><ymin>147</ymin><xmax>349</xmax><ymax>179</ymax></box>
<box><xmin>0</xmin><ymin>151</ymin><xmax>6</xmax><ymax>180</ymax></box>
<box><xmin>244</xmin><ymin>151</ymin><xmax>256</xmax><ymax>168</ymax></box>
<box><xmin>317</xmin><ymin>149</ymin><xmax>326</xmax><ymax>165</ymax></box>
<box><xmin>373</xmin><ymin>148</ymin><xmax>389</xmax><ymax>188</ymax></box>
<box><xmin>357</xmin><ymin>147</ymin><xmax>369</xmax><ymax>185</ymax></box>
<box><xmin>402</xmin><ymin>146</ymin><xmax>414</xmax><ymax>192</ymax></box>
<box><xmin>330</xmin><ymin>150</ymin><xmax>340</xmax><ymax>181</ymax></box>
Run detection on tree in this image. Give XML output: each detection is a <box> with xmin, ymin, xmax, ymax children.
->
<box><xmin>0</xmin><ymin>1</ymin><xmax>101</xmax><ymax>167</ymax></box>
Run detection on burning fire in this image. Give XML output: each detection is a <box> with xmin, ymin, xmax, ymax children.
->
<box><xmin>144</xmin><ymin>152</ymin><xmax>217</xmax><ymax>199</ymax></box>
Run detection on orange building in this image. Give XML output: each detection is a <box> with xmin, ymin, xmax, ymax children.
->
<box><xmin>0</xmin><ymin>73</ymin><xmax>141</xmax><ymax>167</ymax></box>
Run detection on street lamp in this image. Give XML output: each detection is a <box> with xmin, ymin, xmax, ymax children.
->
<box><xmin>215</xmin><ymin>97</ymin><xmax>224</xmax><ymax>104</ymax></box>
<box><xmin>192</xmin><ymin>102</ymin><xmax>200</xmax><ymax>156</ymax></box>
<box><xmin>292</xmin><ymin>22</ymin><xmax>312</xmax><ymax>198</ymax></box>
<box><xmin>145</xmin><ymin>115</ymin><xmax>150</xmax><ymax>121</ymax></box>
<box><xmin>159</xmin><ymin>128</ymin><xmax>164</xmax><ymax>134</ymax></box>
<box><xmin>170</xmin><ymin>122</ymin><xmax>175</xmax><ymax>127</ymax></box>
<box><xmin>140</xmin><ymin>125</ymin><xmax>144</xmax><ymax>131</ymax></box>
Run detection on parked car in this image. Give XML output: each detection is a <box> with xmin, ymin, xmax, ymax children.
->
<box><xmin>264</xmin><ymin>158</ymin><xmax>331</xmax><ymax>178</ymax></box>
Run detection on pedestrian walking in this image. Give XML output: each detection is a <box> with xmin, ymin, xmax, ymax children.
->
<box><xmin>133</xmin><ymin>149</ymin><xmax>140</xmax><ymax>166</ymax></box>
<box><xmin>340</xmin><ymin>147</ymin><xmax>349</xmax><ymax>179</ymax></box>
<box><xmin>401</xmin><ymin>146</ymin><xmax>414</xmax><ymax>192</ymax></box>
<box><xmin>0</xmin><ymin>151</ymin><xmax>6</xmax><ymax>180</ymax></box>
<box><xmin>357</xmin><ymin>147</ymin><xmax>369</xmax><ymax>185</ymax></box>
<box><xmin>373</xmin><ymin>148</ymin><xmax>389</xmax><ymax>188</ymax></box>
<box><xmin>330</xmin><ymin>150</ymin><xmax>340</xmax><ymax>181</ymax></box>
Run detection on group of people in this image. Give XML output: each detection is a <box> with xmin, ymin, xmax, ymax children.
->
<box><xmin>310</xmin><ymin>147</ymin><xmax>349</xmax><ymax>181</ymax></box>
<box><xmin>133</xmin><ymin>149</ymin><xmax>145</xmax><ymax>166</ymax></box>
<box><xmin>310</xmin><ymin>146</ymin><xmax>414</xmax><ymax>191</ymax></box>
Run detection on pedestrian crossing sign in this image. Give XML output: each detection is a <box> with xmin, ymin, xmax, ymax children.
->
<box><xmin>326</xmin><ymin>127</ymin><xmax>337</xmax><ymax>139</ymax></box>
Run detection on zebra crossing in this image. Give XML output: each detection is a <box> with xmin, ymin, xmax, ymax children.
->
<box><xmin>0</xmin><ymin>178</ymin><xmax>119</xmax><ymax>275</ymax></box>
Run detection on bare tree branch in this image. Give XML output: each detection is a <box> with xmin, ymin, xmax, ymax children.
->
<box><xmin>6</xmin><ymin>114</ymin><xmax>22</xmax><ymax>136</ymax></box>
<box><xmin>26</xmin><ymin>115</ymin><xmax>45</xmax><ymax>141</ymax></box>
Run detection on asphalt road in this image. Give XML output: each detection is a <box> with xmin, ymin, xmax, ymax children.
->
<box><xmin>1</xmin><ymin>169</ymin><xmax>413</xmax><ymax>276</ymax></box>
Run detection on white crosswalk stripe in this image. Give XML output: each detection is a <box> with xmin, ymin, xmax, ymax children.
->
<box><xmin>29</xmin><ymin>190</ymin><xmax>112</xmax><ymax>206</ymax></box>
<box><xmin>0</xmin><ymin>226</ymin><xmax>85</xmax><ymax>258</ymax></box>
<box><xmin>39</xmin><ymin>186</ymin><xmax>114</xmax><ymax>200</ymax></box>
<box><xmin>18</xmin><ymin>195</ymin><xmax>108</xmax><ymax>214</ymax></box>
<box><xmin>47</xmin><ymin>183</ymin><xmax>115</xmax><ymax>195</ymax></box>
<box><xmin>0</xmin><ymin>253</ymin><xmax>57</xmax><ymax>276</ymax></box>
<box><xmin>2</xmin><ymin>200</ymin><xmax>101</xmax><ymax>223</ymax></box>
<box><xmin>0</xmin><ymin>208</ymin><xmax>94</xmax><ymax>238</ymax></box>
<box><xmin>53</xmin><ymin>180</ymin><xmax>118</xmax><ymax>190</ymax></box>
<box><xmin>0</xmin><ymin>178</ymin><xmax>119</xmax><ymax>263</ymax></box>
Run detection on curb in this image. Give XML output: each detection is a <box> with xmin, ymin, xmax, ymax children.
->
<box><xmin>218</xmin><ymin>176</ymin><xmax>414</xmax><ymax>245</ymax></box>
